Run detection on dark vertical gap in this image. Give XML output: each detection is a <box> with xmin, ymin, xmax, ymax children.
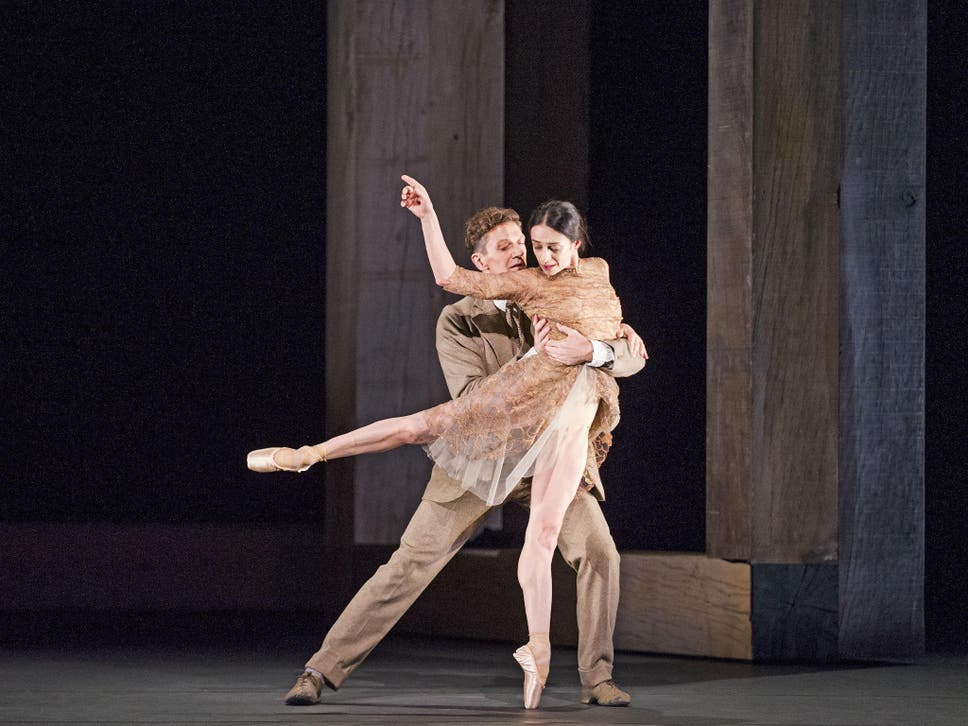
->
<box><xmin>926</xmin><ymin>0</ymin><xmax>968</xmax><ymax>653</ymax></box>
<box><xmin>588</xmin><ymin>0</ymin><xmax>708</xmax><ymax>550</ymax></box>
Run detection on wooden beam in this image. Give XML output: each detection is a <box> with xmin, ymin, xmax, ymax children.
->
<box><xmin>839</xmin><ymin>0</ymin><xmax>925</xmax><ymax>661</ymax></box>
<box><xmin>326</xmin><ymin>1</ymin><xmax>504</xmax><ymax>547</ymax></box>
<box><xmin>707</xmin><ymin>0</ymin><xmax>841</xmax><ymax>563</ymax></box>
<box><xmin>707</xmin><ymin>0</ymin><xmax>754</xmax><ymax>560</ymax></box>
<box><xmin>615</xmin><ymin>553</ymin><xmax>752</xmax><ymax>660</ymax></box>
<box><xmin>708</xmin><ymin>0</ymin><xmax>924</xmax><ymax>660</ymax></box>
<box><xmin>385</xmin><ymin>549</ymin><xmax>752</xmax><ymax>660</ymax></box>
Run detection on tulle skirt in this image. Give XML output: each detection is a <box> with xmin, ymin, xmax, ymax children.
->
<box><xmin>422</xmin><ymin>356</ymin><xmax>619</xmax><ymax>505</ymax></box>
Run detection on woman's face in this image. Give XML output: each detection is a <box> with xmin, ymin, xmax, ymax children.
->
<box><xmin>530</xmin><ymin>224</ymin><xmax>581</xmax><ymax>276</ymax></box>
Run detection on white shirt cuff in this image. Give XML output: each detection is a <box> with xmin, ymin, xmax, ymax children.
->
<box><xmin>589</xmin><ymin>340</ymin><xmax>614</xmax><ymax>368</ymax></box>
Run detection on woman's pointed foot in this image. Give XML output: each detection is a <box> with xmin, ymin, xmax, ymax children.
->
<box><xmin>513</xmin><ymin>644</ymin><xmax>547</xmax><ymax>709</ymax></box>
<box><xmin>247</xmin><ymin>445</ymin><xmax>325</xmax><ymax>473</ymax></box>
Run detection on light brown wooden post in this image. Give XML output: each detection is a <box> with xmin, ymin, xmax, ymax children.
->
<box><xmin>708</xmin><ymin>0</ymin><xmax>842</xmax><ymax>565</ymax></box>
<box><xmin>326</xmin><ymin>1</ymin><xmax>504</xmax><ymax>548</ymax></box>
<box><xmin>707</xmin><ymin>1</ymin><xmax>842</xmax><ymax>660</ymax></box>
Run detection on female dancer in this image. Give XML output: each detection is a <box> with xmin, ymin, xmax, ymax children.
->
<box><xmin>249</xmin><ymin>175</ymin><xmax>627</xmax><ymax>709</ymax></box>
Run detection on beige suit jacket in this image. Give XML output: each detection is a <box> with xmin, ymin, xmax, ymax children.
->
<box><xmin>425</xmin><ymin>294</ymin><xmax>645</xmax><ymax>504</ymax></box>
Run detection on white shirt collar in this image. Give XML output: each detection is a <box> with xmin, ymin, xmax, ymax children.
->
<box><xmin>493</xmin><ymin>299</ymin><xmax>509</xmax><ymax>312</ymax></box>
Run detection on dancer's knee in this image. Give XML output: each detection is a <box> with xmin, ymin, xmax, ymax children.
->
<box><xmin>525</xmin><ymin>520</ymin><xmax>561</xmax><ymax>557</ymax></box>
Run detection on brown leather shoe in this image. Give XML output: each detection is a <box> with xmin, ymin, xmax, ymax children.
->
<box><xmin>284</xmin><ymin>671</ymin><xmax>323</xmax><ymax>705</ymax></box>
<box><xmin>580</xmin><ymin>679</ymin><xmax>631</xmax><ymax>706</ymax></box>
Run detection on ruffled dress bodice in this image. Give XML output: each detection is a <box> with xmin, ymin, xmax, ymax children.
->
<box><xmin>422</xmin><ymin>258</ymin><xmax>624</xmax><ymax>505</ymax></box>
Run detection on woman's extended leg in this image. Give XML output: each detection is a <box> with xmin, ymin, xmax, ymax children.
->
<box><xmin>250</xmin><ymin>411</ymin><xmax>433</xmax><ymax>471</ymax></box>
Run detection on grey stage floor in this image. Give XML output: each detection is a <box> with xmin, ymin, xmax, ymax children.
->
<box><xmin>1</xmin><ymin>633</ymin><xmax>966</xmax><ymax>725</ymax></box>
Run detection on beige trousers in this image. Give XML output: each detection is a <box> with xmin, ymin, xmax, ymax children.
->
<box><xmin>305</xmin><ymin>469</ymin><xmax>620</xmax><ymax>689</ymax></box>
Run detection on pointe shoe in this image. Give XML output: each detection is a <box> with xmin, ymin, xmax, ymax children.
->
<box><xmin>513</xmin><ymin>644</ymin><xmax>547</xmax><ymax>709</ymax></box>
<box><xmin>247</xmin><ymin>446</ymin><xmax>324</xmax><ymax>473</ymax></box>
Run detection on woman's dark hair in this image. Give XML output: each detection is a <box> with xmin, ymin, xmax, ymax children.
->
<box><xmin>527</xmin><ymin>200</ymin><xmax>589</xmax><ymax>254</ymax></box>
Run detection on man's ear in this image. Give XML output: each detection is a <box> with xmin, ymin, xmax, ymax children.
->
<box><xmin>470</xmin><ymin>252</ymin><xmax>487</xmax><ymax>272</ymax></box>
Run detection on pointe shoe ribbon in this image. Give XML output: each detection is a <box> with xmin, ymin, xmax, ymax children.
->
<box><xmin>247</xmin><ymin>446</ymin><xmax>325</xmax><ymax>473</ymax></box>
<box><xmin>513</xmin><ymin>644</ymin><xmax>547</xmax><ymax>710</ymax></box>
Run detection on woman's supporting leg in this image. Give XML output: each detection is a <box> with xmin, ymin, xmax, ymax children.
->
<box><xmin>514</xmin><ymin>425</ymin><xmax>591</xmax><ymax>705</ymax></box>
<box><xmin>267</xmin><ymin>412</ymin><xmax>433</xmax><ymax>470</ymax></box>
<box><xmin>518</xmin><ymin>428</ymin><xmax>591</xmax><ymax>635</ymax></box>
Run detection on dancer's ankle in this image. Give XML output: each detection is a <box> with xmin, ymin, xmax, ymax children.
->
<box><xmin>527</xmin><ymin>631</ymin><xmax>551</xmax><ymax>680</ymax></box>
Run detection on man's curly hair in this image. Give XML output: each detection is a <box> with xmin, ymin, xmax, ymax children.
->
<box><xmin>463</xmin><ymin>206</ymin><xmax>521</xmax><ymax>254</ymax></box>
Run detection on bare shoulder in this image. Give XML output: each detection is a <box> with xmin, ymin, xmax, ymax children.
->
<box><xmin>583</xmin><ymin>257</ymin><xmax>610</xmax><ymax>275</ymax></box>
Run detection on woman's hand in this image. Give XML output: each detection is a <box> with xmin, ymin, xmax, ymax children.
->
<box><xmin>532</xmin><ymin>316</ymin><xmax>550</xmax><ymax>355</ymax></box>
<box><xmin>617</xmin><ymin>322</ymin><xmax>648</xmax><ymax>359</ymax></box>
<box><xmin>400</xmin><ymin>174</ymin><xmax>434</xmax><ymax>219</ymax></box>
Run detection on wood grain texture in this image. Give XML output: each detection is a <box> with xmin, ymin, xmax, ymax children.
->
<box><xmin>385</xmin><ymin>549</ymin><xmax>752</xmax><ymax>660</ymax></box>
<box><xmin>326</xmin><ymin>1</ymin><xmax>504</xmax><ymax>545</ymax></box>
<box><xmin>707</xmin><ymin>1</ymin><xmax>841</xmax><ymax>563</ymax></box>
<box><xmin>751</xmin><ymin>563</ymin><xmax>838</xmax><ymax>661</ymax></box>
<box><xmin>614</xmin><ymin>553</ymin><xmax>752</xmax><ymax>660</ymax></box>
<box><xmin>707</xmin><ymin>0</ymin><xmax>754</xmax><ymax>560</ymax></box>
<box><xmin>839</xmin><ymin>0</ymin><xmax>925</xmax><ymax>661</ymax></box>
<box><xmin>750</xmin><ymin>0</ymin><xmax>841</xmax><ymax>563</ymax></box>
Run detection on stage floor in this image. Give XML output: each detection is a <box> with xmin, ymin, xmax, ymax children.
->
<box><xmin>1</xmin><ymin>631</ymin><xmax>966</xmax><ymax>725</ymax></box>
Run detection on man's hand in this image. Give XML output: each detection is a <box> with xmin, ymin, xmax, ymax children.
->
<box><xmin>400</xmin><ymin>174</ymin><xmax>434</xmax><ymax>219</ymax></box>
<box><xmin>617</xmin><ymin>322</ymin><xmax>648</xmax><ymax>359</ymax></box>
<box><xmin>544</xmin><ymin>322</ymin><xmax>594</xmax><ymax>365</ymax></box>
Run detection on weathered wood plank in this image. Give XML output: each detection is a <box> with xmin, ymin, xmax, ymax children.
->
<box><xmin>707</xmin><ymin>0</ymin><xmax>754</xmax><ymax>560</ymax></box>
<box><xmin>390</xmin><ymin>549</ymin><xmax>752</xmax><ymax>660</ymax></box>
<box><xmin>615</xmin><ymin>553</ymin><xmax>752</xmax><ymax>660</ymax></box>
<box><xmin>750</xmin><ymin>0</ymin><xmax>841</xmax><ymax>563</ymax></box>
<box><xmin>326</xmin><ymin>1</ymin><xmax>504</xmax><ymax>545</ymax></box>
<box><xmin>751</xmin><ymin>563</ymin><xmax>838</xmax><ymax>661</ymax></box>
<box><xmin>707</xmin><ymin>0</ymin><xmax>841</xmax><ymax>563</ymax></box>
<box><xmin>839</xmin><ymin>0</ymin><xmax>925</xmax><ymax>661</ymax></box>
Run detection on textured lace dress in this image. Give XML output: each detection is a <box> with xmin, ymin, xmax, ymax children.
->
<box><xmin>423</xmin><ymin>257</ymin><xmax>623</xmax><ymax>505</ymax></box>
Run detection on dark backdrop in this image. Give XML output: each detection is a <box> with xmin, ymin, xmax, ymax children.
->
<box><xmin>2</xmin><ymin>2</ymin><xmax>327</xmax><ymax>522</ymax></box>
<box><xmin>926</xmin><ymin>0</ymin><xmax>968</xmax><ymax>653</ymax></box>
<box><xmin>2</xmin><ymin>1</ymin><xmax>964</xmax><ymax>652</ymax></box>
<box><xmin>587</xmin><ymin>0</ymin><xmax>708</xmax><ymax>553</ymax></box>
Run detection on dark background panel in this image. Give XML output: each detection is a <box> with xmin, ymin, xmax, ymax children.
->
<box><xmin>1</xmin><ymin>3</ymin><xmax>327</xmax><ymax>521</ymax></box>
<box><xmin>588</xmin><ymin>0</ymin><xmax>708</xmax><ymax>553</ymax></box>
<box><xmin>926</xmin><ymin>0</ymin><xmax>968</xmax><ymax>653</ymax></box>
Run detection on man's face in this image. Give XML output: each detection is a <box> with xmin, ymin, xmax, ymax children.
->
<box><xmin>471</xmin><ymin>221</ymin><xmax>527</xmax><ymax>274</ymax></box>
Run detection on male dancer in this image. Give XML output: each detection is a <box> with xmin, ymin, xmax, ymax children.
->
<box><xmin>285</xmin><ymin>206</ymin><xmax>646</xmax><ymax>707</ymax></box>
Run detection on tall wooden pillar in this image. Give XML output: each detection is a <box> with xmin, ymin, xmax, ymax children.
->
<box><xmin>708</xmin><ymin>0</ymin><xmax>924</xmax><ymax>660</ymax></box>
<box><xmin>326</xmin><ymin>1</ymin><xmax>504</xmax><ymax>552</ymax></box>
<box><xmin>839</xmin><ymin>0</ymin><xmax>925</xmax><ymax>660</ymax></box>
